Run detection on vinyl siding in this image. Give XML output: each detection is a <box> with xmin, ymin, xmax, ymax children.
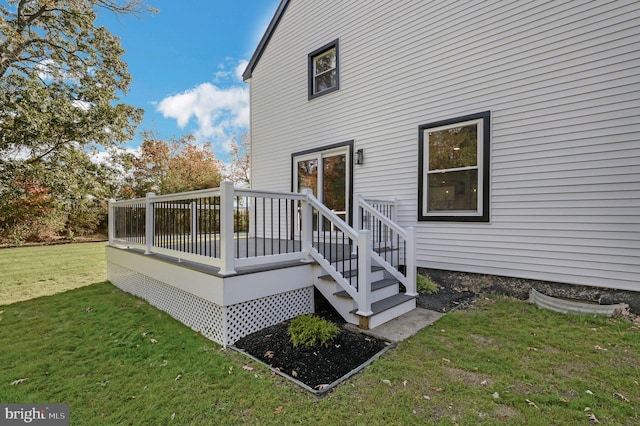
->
<box><xmin>249</xmin><ymin>0</ymin><xmax>640</xmax><ymax>291</ymax></box>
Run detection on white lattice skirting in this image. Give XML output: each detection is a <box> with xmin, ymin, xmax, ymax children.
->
<box><xmin>107</xmin><ymin>262</ymin><xmax>313</xmax><ymax>347</ymax></box>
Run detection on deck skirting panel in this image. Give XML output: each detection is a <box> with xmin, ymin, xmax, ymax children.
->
<box><xmin>107</xmin><ymin>261</ymin><xmax>313</xmax><ymax>347</ymax></box>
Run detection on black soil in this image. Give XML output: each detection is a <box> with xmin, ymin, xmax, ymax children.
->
<box><xmin>234</xmin><ymin>320</ymin><xmax>390</xmax><ymax>390</ymax></box>
<box><xmin>233</xmin><ymin>288</ymin><xmax>475</xmax><ymax>390</ymax></box>
<box><xmin>416</xmin><ymin>285</ymin><xmax>478</xmax><ymax>313</ymax></box>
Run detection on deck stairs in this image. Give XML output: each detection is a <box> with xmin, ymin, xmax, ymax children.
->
<box><xmin>314</xmin><ymin>241</ymin><xmax>416</xmax><ymax>329</ymax></box>
<box><xmin>314</xmin><ymin>260</ymin><xmax>416</xmax><ymax>329</ymax></box>
<box><xmin>300</xmin><ymin>192</ymin><xmax>417</xmax><ymax>329</ymax></box>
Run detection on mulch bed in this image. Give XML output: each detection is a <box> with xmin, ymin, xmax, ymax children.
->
<box><xmin>416</xmin><ymin>286</ymin><xmax>478</xmax><ymax>313</ymax></box>
<box><xmin>233</xmin><ymin>286</ymin><xmax>479</xmax><ymax>392</ymax></box>
<box><xmin>233</xmin><ymin>320</ymin><xmax>391</xmax><ymax>391</ymax></box>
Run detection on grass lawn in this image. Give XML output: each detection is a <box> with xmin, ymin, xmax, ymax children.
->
<box><xmin>0</xmin><ymin>242</ymin><xmax>107</xmax><ymax>305</ymax></box>
<box><xmin>0</xmin><ymin>244</ymin><xmax>638</xmax><ymax>424</ymax></box>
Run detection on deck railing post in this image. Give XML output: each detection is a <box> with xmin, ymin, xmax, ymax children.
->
<box><xmin>248</xmin><ymin>199</ymin><xmax>255</xmax><ymax>238</ymax></box>
<box><xmin>108</xmin><ymin>199</ymin><xmax>116</xmax><ymax>246</ymax></box>
<box><xmin>145</xmin><ymin>192</ymin><xmax>155</xmax><ymax>254</ymax></box>
<box><xmin>190</xmin><ymin>201</ymin><xmax>197</xmax><ymax>245</ymax></box>
<box><xmin>391</xmin><ymin>197</ymin><xmax>399</xmax><ymax>244</ymax></box>
<box><xmin>405</xmin><ymin>226</ymin><xmax>417</xmax><ymax>296</ymax></box>
<box><xmin>392</xmin><ymin>198</ymin><xmax>399</xmax><ymax>223</ymax></box>
<box><xmin>219</xmin><ymin>181</ymin><xmax>236</xmax><ymax>274</ymax></box>
<box><xmin>301</xmin><ymin>188</ymin><xmax>313</xmax><ymax>261</ymax></box>
<box><xmin>353</xmin><ymin>194</ymin><xmax>363</xmax><ymax>231</ymax></box>
<box><xmin>356</xmin><ymin>229</ymin><xmax>373</xmax><ymax>316</ymax></box>
<box><xmin>352</xmin><ymin>194</ymin><xmax>363</xmax><ymax>255</ymax></box>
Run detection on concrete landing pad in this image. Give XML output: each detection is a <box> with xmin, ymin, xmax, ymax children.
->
<box><xmin>346</xmin><ymin>308</ymin><xmax>444</xmax><ymax>342</ymax></box>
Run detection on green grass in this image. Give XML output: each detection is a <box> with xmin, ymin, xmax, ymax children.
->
<box><xmin>0</xmin><ymin>244</ymin><xmax>638</xmax><ymax>424</ymax></box>
<box><xmin>0</xmin><ymin>242</ymin><xmax>107</xmax><ymax>305</ymax></box>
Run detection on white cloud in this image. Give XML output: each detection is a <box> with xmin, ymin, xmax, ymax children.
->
<box><xmin>213</xmin><ymin>58</ymin><xmax>248</xmax><ymax>84</ymax></box>
<box><xmin>156</xmin><ymin>59</ymin><xmax>250</xmax><ymax>149</ymax></box>
<box><xmin>35</xmin><ymin>59</ymin><xmax>59</xmax><ymax>82</ymax></box>
<box><xmin>72</xmin><ymin>100</ymin><xmax>92</xmax><ymax>111</ymax></box>
<box><xmin>90</xmin><ymin>146</ymin><xmax>140</xmax><ymax>168</ymax></box>
<box><xmin>235</xmin><ymin>60</ymin><xmax>249</xmax><ymax>81</ymax></box>
<box><xmin>157</xmin><ymin>83</ymin><xmax>248</xmax><ymax>139</ymax></box>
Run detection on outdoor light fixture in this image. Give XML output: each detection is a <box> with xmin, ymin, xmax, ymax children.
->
<box><xmin>355</xmin><ymin>148</ymin><xmax>364</xmax><ymax>165</ymax></box>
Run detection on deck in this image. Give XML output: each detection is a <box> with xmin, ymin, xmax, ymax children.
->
<box><xmin>107</xmin><ymin>183</ymin><xmax>416</xmax><ymax>347</ymax></box>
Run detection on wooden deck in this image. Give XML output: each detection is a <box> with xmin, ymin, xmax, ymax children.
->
<box><xmin>107</xmin><ymin>185</ymin><xmax>416</xmax><ymax>347</ymax></box>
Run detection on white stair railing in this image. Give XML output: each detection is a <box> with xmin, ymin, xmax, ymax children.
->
<box><xmin>300</xmin><ymin>191</ymin><xmax>416</xmax><ymax>315</ymax></box>
<box><xmin>356</xmin><ymin>195</ymin><xmax>416</xmax><ymax>297</ymax></box>
<box><xmin>300</xmin><ymin>189</ymin><xmax>372</xmax><ymax>315</ymax></box>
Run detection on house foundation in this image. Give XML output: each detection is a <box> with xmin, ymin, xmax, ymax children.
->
<box><xmin>419</xmin><ymin>268</ymin><xmax>640</xmax><ymax>315</ymax></box>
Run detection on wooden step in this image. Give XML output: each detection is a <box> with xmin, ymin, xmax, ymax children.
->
<box><xmin>351</xmin><ymin>293</ymin><xmax>416</xmax><ymax>316</ymax></box>
<box><xmin>373</xmin><ymin>246</ymin><xmax>398</xmax><ymax>254</ymax></box>
<box><xmin>333</xmin><ymin>278</ymin><xmax>398</xmax><ymax>298</ymax></box>
<box><xmin>352</xmin><ymin>293</ymin><xmax>417</xmax><ymax>329</ymax></box>
<box><xmin>318</xmin><ymin>265</ymin><xmax>384</xmax><ymax>281</ymax></box>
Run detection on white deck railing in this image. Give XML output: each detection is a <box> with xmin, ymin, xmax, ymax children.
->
<box><xmin>355</xmin><ymin>195</ymin><xmax>416</xmax><ymax>299</ymax></box>
<box><xmin>108</xmin><ymin>181</ymin><xmax>415</xmax><ymax>316</ymax></box>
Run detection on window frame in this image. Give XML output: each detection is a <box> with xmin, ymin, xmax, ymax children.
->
<box><xmin>308</xmin><ymin>39</ymin><xmax>340</xmax><ymax>100</ymax></box>
<box><xmin>418</xmin><ymin>111</ymin><xmax>491</xmax><ymax>222</ymax></box>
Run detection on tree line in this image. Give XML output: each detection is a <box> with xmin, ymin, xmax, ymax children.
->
<box><xmin>0</xmin><ymin>1</ymin><xmax>248</xmax><ymax>245</ymax></box>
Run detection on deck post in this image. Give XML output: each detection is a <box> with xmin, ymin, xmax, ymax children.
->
<box><xmin>353</xmin><ymin>194</ymin><xmax>363</xmax><ymax>231</ymax></box>
<box><xmin>219</xmin><ymin>181</ymin><xmax>236</xmax><ymax>274</ymax></box>
<box><xmin>190</xmin><ymin>201</ymin><xmax>197</xmax><ymax>245</ymax></box>
<box><xmin>352</xmin><ymin>194</ymin><xmax>363</xmax><ymax>255</ymax></box>
<box><xmin>405</xmin><ymin>226</ymin><xmax>417</xmax><ymax>296</ymax></box>
<box><xmin>108</xmin><ymin>199</ymin><xmax>116</xmax><ymax>246</ymax></box>
<box><xmin>392</xmin><ymin>198</ymin><xmax>399</xmax><ymax>223</ymax></box>
<box><xmin>301</xmin><ymin>188</ymin><xmax>313</xmax><ymax>261</ymax></box>
<box><xmin>356</xmin><ymin>229</ymin><xmax>373</xmax><ymax>317</ymax></box>
<box><xmin>145</xmin><ymin>192</ymin><xmax>155</xmax><ymax>254</ymax></box>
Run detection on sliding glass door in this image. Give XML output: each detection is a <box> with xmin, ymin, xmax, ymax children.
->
<box><xmin>294</xmin><ymin>146</ymin><xmax>349</xmax><ymax>230</ymax></box>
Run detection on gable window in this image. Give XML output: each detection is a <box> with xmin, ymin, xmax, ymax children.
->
<box><xmin>418</xmin><ymin>111</ymin><xmax>490</xmax><ymax>222</ymax></box>
<box><xmin>308</xmin><ymin>39</ymin><xmax>339</xmax><ymax>99</ymax></box>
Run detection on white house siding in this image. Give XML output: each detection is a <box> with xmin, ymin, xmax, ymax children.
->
<box><xmin>248</xmin><ymin>0</ymin><xmax>640</xmax><ymax>292</ymax></box>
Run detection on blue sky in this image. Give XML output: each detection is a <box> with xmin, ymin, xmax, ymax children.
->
<box><xmin>97</xmin><ymin>0</ymin><xmax>280</xmax><ymax>162</ymax></box>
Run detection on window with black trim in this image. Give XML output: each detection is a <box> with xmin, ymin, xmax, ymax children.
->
<box><xmin>418</xmin><ymin>111</ymin><xmax>490</xmax><ymax>222</ymax></box>
<box><xmin>308</xmin><ymin>39</ymin><xmax>339</xmax><ymax>99</ymax></box>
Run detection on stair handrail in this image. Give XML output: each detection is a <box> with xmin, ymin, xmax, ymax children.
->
<box><xmin>357</xmin><ymin>195</ymin><xmax>417</xmax><ymax>297</ymax></box>
<box><xmin>303</xmin><ymin>191</ymin><xmax>358</xmax><ymax>241</ymax></box>
<box><xmin>301</xmin><ymin>190</ymin><xmax>373</xmax><ymax>315</ymax></box>
<box><xmin>357</xmin><ymin>196</ymin><xmax>407</xmax><ymax>239</ymax></box>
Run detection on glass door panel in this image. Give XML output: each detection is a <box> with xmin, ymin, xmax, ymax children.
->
<box><xmin>296</xmin><ymin>157</ymin><xmax>319</xmax><ymax>232</ymax></box>
<box><xmin>294</xmin><ymin>148</ymin><xmax>349</xmax><ymax>234</ymax></box>
<box><xmin>322</xmin><ymin>153</ymin><xmax>346</xmax><ymax>223</ymax></box>
<box><xmin>297</xmin><ymin>158</ymin><xmax>318</xmax><ymax>197</ymax></box>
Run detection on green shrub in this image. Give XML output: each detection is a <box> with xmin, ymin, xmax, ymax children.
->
<box><xmin>417</xmin><ymin>273</ymin><xmax>438</xmax><ymax>294</ymax></box>
<box><xmin>287</xmin><ymin>314</ymin><xmax>340</xmax><ymax>347</ymax></box>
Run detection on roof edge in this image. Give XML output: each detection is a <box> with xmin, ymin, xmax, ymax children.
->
<box><xmin>242</xmin><ymin>0</ymin><xmax>291</xmax><ymax>81</ymax></box>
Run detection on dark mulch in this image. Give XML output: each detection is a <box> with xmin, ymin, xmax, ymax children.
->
<box><xmin>416</xmin><ymin>285</ymin><xmax>478</xmax><ymax>313</ymax></box>
<box><xmin>234</xmin><ymin>320</ymin><xmax>391</xmax><ymax>390</ymax></box>
<box><xmin>234</xmin><ymin>286</ymin><xmax>479</xmax><ymax>391</ymax></box>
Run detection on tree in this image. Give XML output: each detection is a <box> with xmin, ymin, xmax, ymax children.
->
<box><xmin>228</xmin><ymin>134</ymin><xmax>250</xmax><ymax>186</ymax></box>
<box><xmin>0</xmin><ymin>0</ymin><xmax>153</xmax><ymax>242</ymax></box>
<box><xmin>124</xmin><ymin>133</ymin><xmax>225</xmax><ymax>197</ymax></box>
